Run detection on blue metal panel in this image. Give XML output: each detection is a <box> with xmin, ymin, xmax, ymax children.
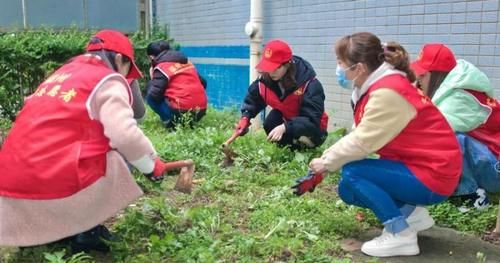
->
<box><xmin>181</xmin><ymin>46</ymin><xmax>249</xmax><ymax>59</ymax></box>
<box><xmin>179</xmin><ymin>45</ymin><xmax>250</xmax><ymax>110</ymax></box>
<box><xmin>195</xmin><ymin>64</ymin><xmax>249</xmax><ymax>110</ymax></box>
<box><xmin>0</xmin><ymin>0</ymin><xmax>23</xmax><ymax>29</ymax></box>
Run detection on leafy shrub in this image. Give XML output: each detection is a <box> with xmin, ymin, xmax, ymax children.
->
<box><xmin>0</xmin><ymin>28</ymin><xmax>172</xmax><ymax>121</ymax></box>
<box><xmin>0</xmin><ymin>29</ymin><xmax>90</xmax><ymax>120</ymax></box>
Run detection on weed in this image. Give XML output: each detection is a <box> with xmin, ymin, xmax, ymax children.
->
<box><xmin>2</xmin><ymin>109</ymin><xmax>498</xmax><ymax>262</ymax></box>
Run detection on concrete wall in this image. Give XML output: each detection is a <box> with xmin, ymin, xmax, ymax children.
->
<box><xmin>156</xmin><ymin>0</ymin><xmax>500</xmax><ymax>128</ymax></box>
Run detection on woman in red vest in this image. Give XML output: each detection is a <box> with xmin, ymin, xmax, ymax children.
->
<box><xmin>145</xmin><ymin>40</ymin><xmax>207</xmax><ymax>128</ymax></box>
<box><xmin>295</xmin><ymin>32</ymin><xmax>462</xmax><ymax>257</ymax></box>
<box><xmin>411</xmin><ymin>43</ymin><xmax>499</xmax><ymax>211</ymax></box>
<box><xmin>236</xmin><ymin>39</ymin><xmax>329</xmax><ymax>150</ymax></box>
<box><xmin>0</xmin><ymin>30</ymin><xmax>172</xmax><ymax>253</ymax></box>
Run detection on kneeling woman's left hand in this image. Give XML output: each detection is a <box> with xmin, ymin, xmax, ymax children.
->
<box><xmin>267</xmin><ymin>123</ymin><xmax>286</xmax><ymax>142</ymax></box>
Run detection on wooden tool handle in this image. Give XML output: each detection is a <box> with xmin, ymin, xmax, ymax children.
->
<box><xmin>222</xmin><ymin>132</ymin><xmax>240</xmax><ymax>147</ymax></box>
<box><xmin>163</xmin><ymin>159</ymin><xmax>194</xmax><ymax>171</ymax></box>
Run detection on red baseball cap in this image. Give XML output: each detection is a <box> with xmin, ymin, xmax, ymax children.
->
<box><xmin>256</xmin><ymin>39</ymin><xmax>293</xmax><ymax>72</ymax></box>
<box><xmin>411</xmin><ymin>43</ymin><xmax>456</xmax><ymax>76</ymax></box>
<box><xmin>86</xmin><ymin>29</ymin><xmax>143</xmax><ymax>79</ymax></box>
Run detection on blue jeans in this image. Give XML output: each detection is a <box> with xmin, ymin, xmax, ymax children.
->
<box><xmin>453</xmin><ymin>133</ymin><xmax>500</xmax><ymax>196</ymax></box>
<box><xmin>146</xmin><ymin>95</ymin><xmax>174</xmax><ymax>123</ymax></box>
<box><xmin>338</xmin><ymin>159</ymin><xmax>447</xmax><ymax>234</ymax></box>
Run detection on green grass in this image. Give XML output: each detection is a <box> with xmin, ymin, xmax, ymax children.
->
<box><xmin>1</xmin><ymin>108</ymin><xmax>498</xmax><ymax>262</ymax></box>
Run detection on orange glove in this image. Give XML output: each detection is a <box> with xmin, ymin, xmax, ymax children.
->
<box><xmin>144</xmin><ymin>158</ymin><xmax>167</xmax><ymax>182</ymax></box>
<box><xmin>235</xmin><ymin>117</ymin><xmax>250</xmax><ymax>136</ymax></box>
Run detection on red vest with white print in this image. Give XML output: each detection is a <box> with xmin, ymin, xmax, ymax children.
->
<box><xmin>0</xmin><ymin>55</ymin><xmax>131</xmax><ymax>200</ymax></box>
<box><xmin>155</xmin><ymin>61</ymin><xmax>207</xmax><ymax>110</ymax></box>
<box><xmin>258</xmin><ymin>80</ymin><xmax>329</xmax><ymax>131</ymax></box>
<box><xmin>464</xmin><ymin>90</ymin><xmax>500</xmax><ymax>157</ymax></box>
<box><xmin>354</xmin><ymin>74</ymin><xmax>462</xmax><ymax>196</ymax></box>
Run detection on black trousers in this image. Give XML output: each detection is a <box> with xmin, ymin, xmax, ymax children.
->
<box><xmin>263</xmin><ymin>109</ymin><xmax>327</xmax><ymax>150</ymax></box>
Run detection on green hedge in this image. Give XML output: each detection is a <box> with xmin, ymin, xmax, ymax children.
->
<box><xmin>0</xmin><ymin>28</ymin><xmax>171</xmax><ymax>121</ymax></box>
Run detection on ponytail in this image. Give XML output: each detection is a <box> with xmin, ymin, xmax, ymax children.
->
<box><xmin>381</xmin><ymin>42</ymin><xmax>416</xmax><ymax>83</ymax></box>
<box><xmin>336</xmin><ymin>33</ymin><xmax>416</xmax><ymax>83</ymax></box>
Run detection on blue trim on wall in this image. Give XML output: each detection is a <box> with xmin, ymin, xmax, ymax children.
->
<box><xmin>194</xmin><ymin>63</ymin><xmax>249</xmax><ymax>110</ymax></box>
<box><xmin>181</xmin><ymin>45</ymin><xmax>249</xmax><ymax>59</ymax></box>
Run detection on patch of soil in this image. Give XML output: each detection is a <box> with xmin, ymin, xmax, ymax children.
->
<box><xmin>482</xmin><ymin>231</ymin><xmax>500</xmax><ymax>245</ymax></box>
<box><xmin>221</xmin><ymin>146</ymin><xmax>237</xmax><ymax>167</ymax></box>
<box><xmin>340</xmin><ymin>238</ymin><xmax>363</xmax><ymax>252</ymax></box>
<box><xmin>278</xmin><ymin>248</ymin><xmax>294</xmax><ymax>261</ymax></box>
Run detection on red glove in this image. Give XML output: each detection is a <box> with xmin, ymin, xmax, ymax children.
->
<box><xmin>144</xmin><ymin>158</ymin><xmax>167</xmax><ymax>182</ymax></box>
<box><xmin>235</xmin><ymin>117</ymin><xmax>250</xmax><ymax>136</ymax></box>
<box><xmin>291</xmin><ymin>170</ymin><xmax>324</xmax><ymax>196</ymax></box>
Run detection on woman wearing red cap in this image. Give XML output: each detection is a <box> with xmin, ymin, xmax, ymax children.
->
<box><xmin>298</xmin><ymin>32</ymin><xmax>461</xmax><ymax>257</ymax></box>
<box><xmin>411</xmin><ymin>43</ymin><xmax>500</xmax><ymax>211</ymax></box>
<box><xmin>0</xmin><ymin>30</ymin><xmax>174</xmax><ymax>253</ymax></box>
<box><xmin>235</xmin><ymin>39</ymin><xmax>329</xmax><ymax>150</ymax></box>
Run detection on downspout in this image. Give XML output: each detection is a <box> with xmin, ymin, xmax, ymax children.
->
<box><xmin>245</xmin><ymin>0</ymin><xmax>263</xmax><ymax>128</ymax></box>
<box><xmin>145</xmin><ymin>0</ymin><xmax>152</xmax><ymax>39</ymax></box>
<box><xmin>21</xmin><ymin>0</ymin><xmax>28</xmax><ymax>29</ymax></box>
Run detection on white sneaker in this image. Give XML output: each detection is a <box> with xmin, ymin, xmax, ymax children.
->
<box><xmin>406</xmin><ymin>207</ymin><xmax>434</xmax><ymax>232</ymax></box>
<box><xmin>361</xmin><ymin>229</ymin><xmax>419</xmax><ymax>257</ymax></box>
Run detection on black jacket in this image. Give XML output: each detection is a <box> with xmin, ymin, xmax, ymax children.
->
<box><xmin>146</xmin><ymin>50</ymin><xmax>207</xmax><ymax>103</ymax></box>
<box><xmin>241</xmin><ymin>55</ymin><xmax>326</xmax><ymax>135</ymax></box>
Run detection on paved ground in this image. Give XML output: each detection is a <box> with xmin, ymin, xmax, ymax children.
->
<box><xmin>2</xmin><ymin>226</ymin><xmax>499</xmax><ymax>262</ymax></box>
<box><xmin>343</xmin><ymin>226</ymin><xmax>500</xmax><ymax>263</ymax></box>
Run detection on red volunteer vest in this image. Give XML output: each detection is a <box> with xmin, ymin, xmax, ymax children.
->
<box><xmin>258</xmin><ymin>80</ymin><xmax>329</xmax><ymax>131</ymax></box>
<box><xmin>465</xmin><ymin>90</ymin><xmax>500</xmax><ymax>157</ymax></box>
<box><xmin>354</xmin><ymin>74</ymin><xmax>462</xmax><ymax>196</ymax></box>
<box><xmin>0</xmin><ymin>55</ymin><xmax>131</xmax><ymax>199</ymax></box>
<box><xmin>155</xmin><ymin>61</ymin><xmax>207</xmax><ymax>110</ymax></box>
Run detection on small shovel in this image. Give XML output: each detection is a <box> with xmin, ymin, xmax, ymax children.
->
<box><xmin>221</xmin><ymin>131</ymin><xmax>241</xmax><ymax>167</ymax></box>
<box><xmin>162</xmin><ymin>159</ymin><xmax>195</xmax><ymax>194</ymax></box>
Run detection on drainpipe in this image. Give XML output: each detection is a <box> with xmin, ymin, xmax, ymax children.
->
<box><xmin>145</xmin><ymin>0</ymin><xmax>152</xmax><ymax>39</ymax></box>
<box><xmin>21</xmin><ymin>0</ymin><xmax>28</xmax><ymax>29</ymax></box>
<box><xmin>245</xmin><ymin>0</ymin><xmax>263</xmax><ymax>128</ymax></box>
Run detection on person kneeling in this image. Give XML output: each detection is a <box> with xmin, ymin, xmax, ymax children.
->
<box><xmin>145</xmin><ymin>40</ymin><xmax>208</xmax><ymax>128</ymax></box>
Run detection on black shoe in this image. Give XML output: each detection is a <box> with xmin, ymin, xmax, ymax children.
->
<box><xmin>70</xmin><ymin>225</ymin><xmax>113</xmax><ymax>253</ymax></box>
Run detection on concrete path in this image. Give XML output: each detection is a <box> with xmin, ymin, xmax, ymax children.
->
<box><xmin>345</xmin><ymin>227</ymin><xmax>500</xmax><ymax>263</ymax></box>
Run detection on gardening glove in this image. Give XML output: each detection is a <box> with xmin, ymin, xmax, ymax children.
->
<box><xmin>234</xmin><ymin>117</ymin><xmax>250</xmax><ymax>136</ymax></box>
<box><xmin>291</xmin><ymin>170</ymin><xmax>324</xmax><ymax>196</ymax></box>
<box><xmin>144</xmin><ymin>157</ymin><xmax>167</xmax><ymax>182</ymax></box>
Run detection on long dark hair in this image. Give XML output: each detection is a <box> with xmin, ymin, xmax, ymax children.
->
<box><xmin>426</xmin><ymin>71</ymin><xmax>449</xmax><ymax>98</ymax></box>
<box><xmin>87</xmin><ymin>37</ymin><xmax>130</xmax><ymax>72</ymax></box>
<box><xmin>261</xmin><ymin>61</ymin><xmax>297</xmax><ymax>89</ymax></box>
<box><xmin>335</xmin><ymin>32</ymin><xmax>415</xmax><ymax>83</ymax></box>
<box><xmin>147</xmin><ymin>40</ymin><xmax>170</xmax><ymax>57</ymax></box>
